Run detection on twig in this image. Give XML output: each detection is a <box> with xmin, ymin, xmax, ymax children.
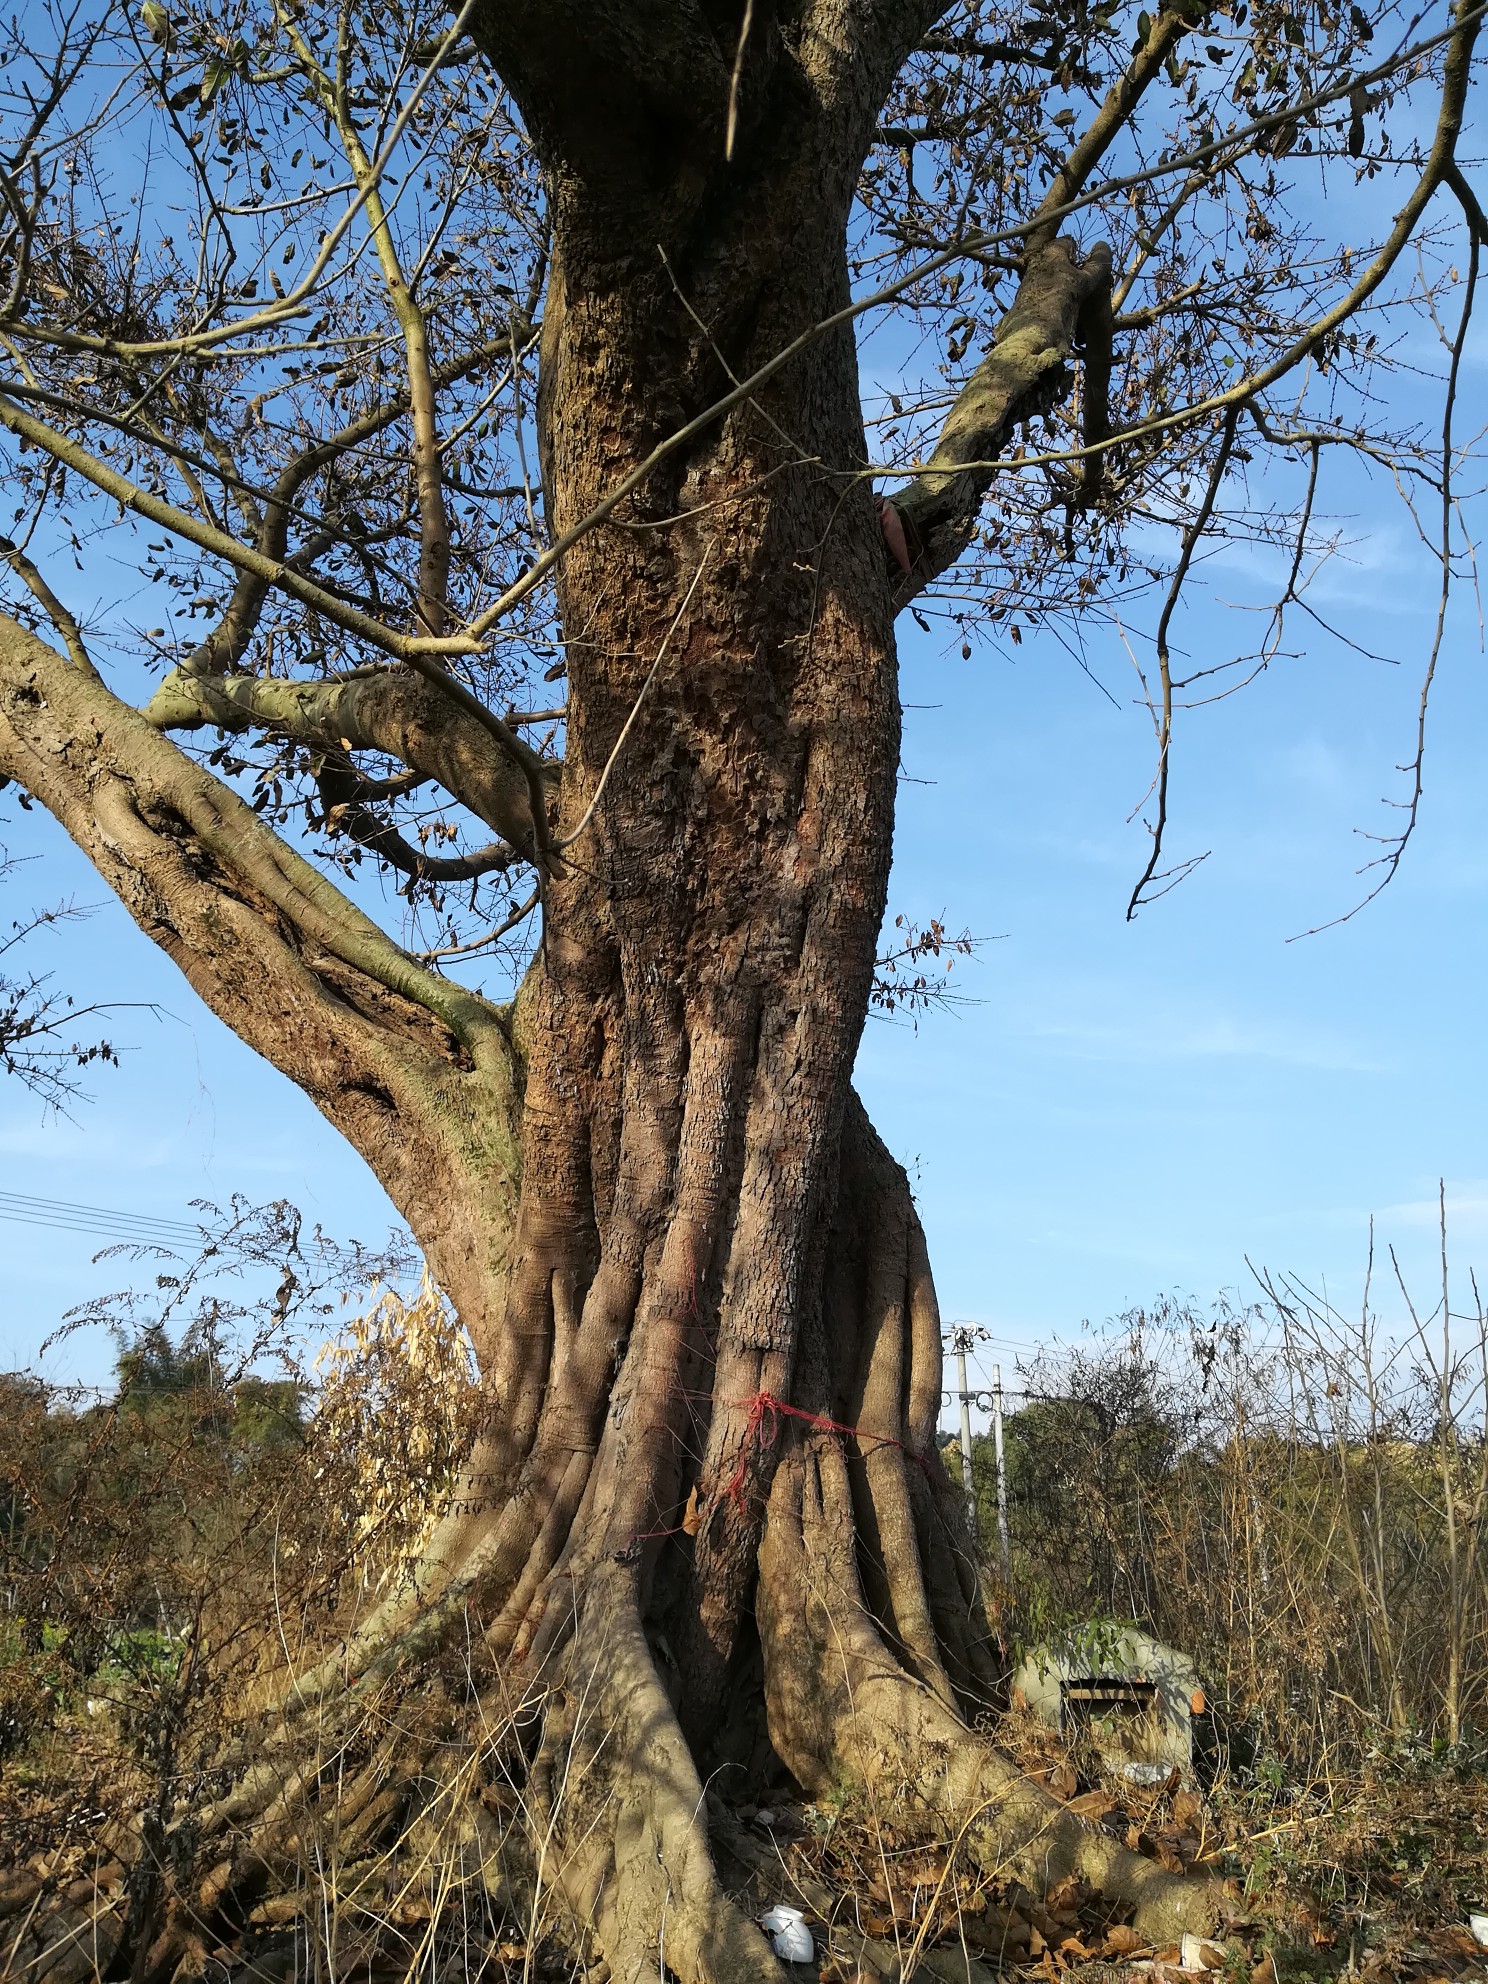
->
<box><xmin>1290</xmin><ymin>209</ymin><xmax>1479</xmax><ymax>938</ymax></box>
<box><xmin>1126</xmin><ymin>406</ymin><xmax>1238</xmax><ymax>920</ymax></box>
<box><xmin>555</xmin><ymin>549</ymin><xmax>712</xmax><ymax>853</ymax></box>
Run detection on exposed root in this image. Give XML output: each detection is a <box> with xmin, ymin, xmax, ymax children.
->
<box><xmin>4</xmin><ymin>1055</ymin><xmax>1224</xmax><ymax>1984</ymax></box>
<box><xmin>823</xmin><ymin>1097</ymin><xmax>999</xmax><ymax>1710</ymax></box>
<box><xmin>530</xmin><ymin>1565</ymin><xmax>784</xmax><ymax>1984</ymax></box>
<box><xmin>79</xmin><ymin>1561</ymin><xmax>786</xmax><ymax>1984</ymax></box>
<box><xmin>759</xmin><ymin>1439</ymin><xmax>1227</xmax><ymax>1945</ymax></box>
<box><xmin>1</xmin><ymin>1872</ymin><xmax>128</xmax><ymax>1984</ymax></box>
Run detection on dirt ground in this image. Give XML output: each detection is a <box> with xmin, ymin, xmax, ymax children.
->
<box><xmin>4</xmin><ymin>1696</ymin><xmax>1487</xmax><ymax>1984</ymax></box>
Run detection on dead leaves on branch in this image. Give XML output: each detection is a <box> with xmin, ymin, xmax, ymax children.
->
<box><xmin>872</xmin><ymin>913</ymin><xmax>978</xmax><ymax>1023</ymax></box>
<box><xmin>312</xmin><ymin>1271</ymin><xmax>480</xmax><ymax>1589</ymax></box>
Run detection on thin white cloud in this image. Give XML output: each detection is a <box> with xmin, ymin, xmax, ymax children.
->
<box><xmin>0</xmin><ymin>1118</ymin><xmax>181</xmax><ymax>1164</ymax></box>
<box><xmin>1024</xmin><ymin>1008</ymin><xmax>1378</xmax><ymax>1072</ymax></box>
<box><xmin>1371</xmin><ymin>1183</ymin><xmax>1488</xmax><ymax>1237</ymax></box>
<box><xmin>1274</xmin><ymin>736</ymin><xmax>1351</xmax><ymax>802</ymax></box>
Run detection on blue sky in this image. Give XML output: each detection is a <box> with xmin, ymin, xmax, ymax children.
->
<box><xmin>864</xmin><ymin>424</ymin><xmax>1488</xmax><ymax>1403</ymax></box>
<box><xmin>7</xmin><ymin>467</ymin><xmax>1487</xmax><ymax>1411</ymax></box>
<box><xmin>3</xmin><ymin>309</ymin><xmax>1486</xmax><ymax>1418</ymax></box>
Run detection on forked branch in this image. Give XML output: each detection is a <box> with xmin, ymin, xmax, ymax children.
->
<box><xmin>144</xmin><ymin>667</ymin><xmax>557</xmax><ymax>862</ymax></box>
<box><xmin>1125</xmin><ymin>406</ymin><xmax>1238</xmax><ymax>921</ymax></box>
<box><xmin>889</xmin><ymin>236</ymin><xmax>1114</xmax><ymax>605</ymax></box>
<box><xmin>277</xmin><ymin>3</ymin><xmax>453</xmax><ymax>635</ymax></box>
<box><xmin>1293</xmin><ymin>216</ymin><xmax>1480</xmax><ymax>938</ymax></box>
<box><xmin>0</xmin><ymin>618</ymin><xmax>510</xmax><ymax>1070</ymax></box>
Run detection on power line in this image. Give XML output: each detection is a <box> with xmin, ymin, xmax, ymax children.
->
<box><xmin>0</xmin><ymin>1190</ymin><xmax>202</xmax><ymax>1246</ymax></box>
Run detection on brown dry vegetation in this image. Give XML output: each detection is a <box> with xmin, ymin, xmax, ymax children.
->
<box><xmin>1</xmin><ymin>0</ymin><xmax>1485</xmax><ymax>1973</ymax></box>
<box><xmin>5</xmin><ymin>1223</ymin><xmax>1487</xmax><ymax>1984</ymax></box>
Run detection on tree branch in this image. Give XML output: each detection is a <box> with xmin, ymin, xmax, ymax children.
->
<box><xmin>177</xmin><ymin>332</ymin><xmax>513</xmax><ymax>678</ymax></box>
<box><xmin>315</xmin><ymin>755</ymin><xmax>520</xmax><ymax>886</ymax></box>
<box><xmin>143</xmin><ymin>667</ymin><xmax>557</xmax><ymax>861</ymax></box>
<box><xmin>878</xmin><ymin>2</ymin><xmax>1201</xmax><ymax>598</ymax></box>
<box><xmin>281</xmin><ymin>7</ymin><xmax>453</xmax><ymax>635</ymax></box>
<box><xmin>459</xmin><ymin>8</ymin><xmax>1481</xmax><ymax>639</ymax></box>
<box><xmin>0</xmin><ymin>533</ymin><xmax>97</xmax><ymax>675</ymax></box>
<box><xmin>0</xmin><ymin>390</ymin><xmax>476</xmax><ymax>663</ymax></box>
<box><xmin>1292</xmin><ymin>211</ymin><xmax>1481</xmax><ymax>937</ymax></box>
<box><xmin>0</xmin><ymin>614</ymin><xmax>524</xmax><ymax>1351</ymax></box>
<box><xmin>4</xmin><ymin>634</ymin><xmax>500</xmax><ymax>1050</ymax></box>
<box><xmin>886</xmin><ymin>0</ymin><xmax>1480</xmax><ymax>608</ymax></box>
<box><xmin>887</xmin><ymin>236</ymin><xmax>1113</xmax><ymax>606</ymax></box>
<box><xmin>914</xmin><ymin>32</ymin><xmax>1071</xmax><ymax>73</ymax></box>
<box><xmin>0</xmin><ymin>388</ymin><xmax>559</xmax><ymax>878</ymax></box>
<box><xmin>1074</xmin><ymin>274</ymin><xmax>1115</xmax><ymax>512</ymax></box>
<box><xmin>1126</xmin><ymin>405</ymin><xmax>1238</xmax><ymax>920</ymax></box>
<box><xmin>1446</xmin><ymin>161</ymin><xmax>1488</xmax><ymax>244</ymax></box>
<box><xmin>1027</xmin><ymin>2</ymin><xmax>1203</xmax><ymax>254</ymax></box>
<box><xmin>1101</xmin><ymin>0</ymin><xmax>1483</xmax><ymax>458</ymax></box>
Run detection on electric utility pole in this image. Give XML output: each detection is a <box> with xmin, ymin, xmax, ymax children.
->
<box><xmin>991</xmin><ymin>1362</ymin><xmax>1010</xmax><ymax>1576</ymax></box>
<box><xmin>943</xmin><ymin>1323</ymin><xmax>1012</xmax><ymax>1580</ymax></box>
<box><xmin>948</xmin><ymin>1323</ymin><xmax>978</xmax><ymax>1519</ymax></box>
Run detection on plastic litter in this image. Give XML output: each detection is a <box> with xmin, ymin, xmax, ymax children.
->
<box><xmin>1469</xmin><ymin>1910</ymin><xmax>1488</xmax><ymax>1949</ymax></box>
<box><xmin>759</xmin><ymin>1906</ymin><xmax>814</xmax><ymax>1964</ymax></box>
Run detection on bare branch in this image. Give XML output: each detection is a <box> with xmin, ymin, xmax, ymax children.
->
<box><xmin>1027</xmin><ymin>2</ymin><xmax>1203</xmax><ymax>254</ymax></box>
<box><xmin>888</xmin><ymin>237</ymin><xmax>1113</xmax><ymax>605</ymax></box>
<box><xmin>278</xmin><ymin>7</ymin><xmax>453</xmax><ymax>635</ymax></box>
<box><xmin>316</xmin><ymin>775</ymin><xmax>520</xmax><ymax>887</ymax></box>
<box><xmin>4</xmin><ymin>0</ymin><xmax>482</xmax><ymax>364</ymax></box>
<box><xmin>144</xmin><ymin>669</ymin><xmax>555</xmax><ymax>862</ymax></box>
<box><xmin>1292</xmin><ymin>218</ymin><xmax>1480</xmax><ymax>938</ymax></box>
<box><xmin>1126</xmin><ymin>405</ymin><xmax>1239</xmax><ymax>921</ymax></box>
<box><xmin>0</xmin><ymin>533</ymin><xmax>95</xmax><ymax>676</ymax></box>
<box><xmin>466</xmin><ymin>9</ymin><xmax>1482</xmax><ymax>640</ymax></box>
<box><xmin>0</xmin><ymin>390</ymin><xmax>475</xmax><ymax>664</ymax></box>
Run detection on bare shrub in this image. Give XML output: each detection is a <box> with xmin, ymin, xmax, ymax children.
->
<box><xmin>978</xmin><ymin>1225</ymin><xmax>1488</xmax><ymax>1783</ymax></box>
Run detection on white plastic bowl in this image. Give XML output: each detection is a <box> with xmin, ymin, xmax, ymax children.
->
<box><xmin>759</xmin><ymin>1905</ymin><xmax>814</xmax><ymax>1964</ymax></box>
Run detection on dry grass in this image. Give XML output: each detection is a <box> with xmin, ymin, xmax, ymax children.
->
<box><xmin>6</xmin><ymin>1689</ymin><xmax>1487</xmax><ymax>1982</ymax></box>
<box><xmin>974</xmin><ymin>1252</ymin><xmax>1488</xmax><ymax>1784</ymax></box>
<box><xmin>3</xmin><ymin>1219</ymin><xmax>1488</xmax><ymax>1980</ymax></box>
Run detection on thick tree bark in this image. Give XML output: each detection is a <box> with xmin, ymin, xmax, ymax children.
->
<box><xmin>0</xmin><ymin>621</ymin><xmax>524</xmax><ymax>1354</ymax></box>
<box><xmin>0</xmin><ymin>7</ymin><xmax>1225</xmax><ymax>1977</ymax></box>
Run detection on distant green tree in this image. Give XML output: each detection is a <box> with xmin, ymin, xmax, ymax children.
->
<box><xmin>968</xmin><ymin>1338</ymin><xmax>1185</xmax><ymax>1633</ymax></box>
<box><xmin>229</xmin><ymin>1376</ymin><xmax>306</xmax><ymax>1457</ymax></box>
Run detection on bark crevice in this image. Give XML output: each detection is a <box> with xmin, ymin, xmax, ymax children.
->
<box><xmin>0</xmin><ymin>23</ymin><xmax>1227</xmax><ymax>1967</ymax></box>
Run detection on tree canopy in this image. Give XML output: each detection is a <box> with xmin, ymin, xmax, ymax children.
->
<box><xmin>0</xmin><ymin>3</ymin><xmax>1482</xmax><ymax>1980</ymax></box>
<box><xmin>0</xmin><ymin>0</ymin><xmax>1477</xmax><ymax>951</ymax></box>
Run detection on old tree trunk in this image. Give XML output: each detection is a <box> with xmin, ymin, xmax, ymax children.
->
<box><xmin>0</xmin><ymin>4</ymin><xmax>1233</xmax><ymax>1977</ymax></box>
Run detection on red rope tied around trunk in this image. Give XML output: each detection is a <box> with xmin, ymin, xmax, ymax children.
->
<box><xmin>613</xmin><ymin>1392</ymin><xmax>933</xmax><ymax>1562</ymax></box>
<box><xmin>721</xmin><ymin>1389</ymin><xmax>927</xmax><ymax>1510</ymax></box>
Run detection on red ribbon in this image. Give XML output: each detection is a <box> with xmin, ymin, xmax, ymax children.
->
<box><xmin>722</xmin><ymin>1389</ymin><xmax>926</xmax><ymax>1508</ymax></box>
